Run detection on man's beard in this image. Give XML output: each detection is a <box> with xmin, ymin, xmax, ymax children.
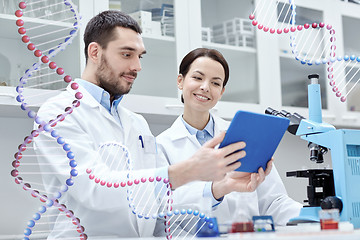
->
<box><xmin>95</xmin><ymin>55</ymin><xmax>137</xmax><ymax>96</ymax></box>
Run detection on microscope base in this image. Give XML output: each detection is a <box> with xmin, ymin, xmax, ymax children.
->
<box><xmin>287</xmin><ymin>206</ymin><xmax>321</xmax><ymax>225</ymax></box>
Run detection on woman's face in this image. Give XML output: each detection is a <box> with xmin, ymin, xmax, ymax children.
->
<box><xmin>178</xmin><ymin>56</ymin><xmax>225</xmax><ymax>113</ymax></box>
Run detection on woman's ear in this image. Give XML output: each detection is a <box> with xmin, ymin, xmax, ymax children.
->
<box><xmin>177</xmin><ymin>74</ymin><xmax>184</xmax><ymax>90</ymax></box>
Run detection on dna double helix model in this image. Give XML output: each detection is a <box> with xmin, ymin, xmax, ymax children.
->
<box><xmin>10</xmin><ymin>0</ymin><xmax>87</xmax><ymax>239</ymax></box>
<box><xmin>14</xmin><ymin>0</ymin><xmax>356</xmax><ymax>239</ymax></box>
<box><xmin>250</xmin><ymin>0</ymin><xmax>360</xmax><ymax>103</ymax></box>
<box><xmin>9</xmin><ymin>1</ymin><xmax>214</xmax><ymax>239</ymax></box>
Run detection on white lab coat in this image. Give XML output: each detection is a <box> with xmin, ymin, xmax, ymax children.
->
<box><xmin>156</xmin><ymin>114</ymin><xmax>303</xmax><ymax>227</ymax></box>
<box><xmin>33</xmin><ymin>82</ymin><xmax>167</xmax><ymax>238</ymax></box>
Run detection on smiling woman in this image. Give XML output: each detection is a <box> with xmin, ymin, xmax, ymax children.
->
<box><xmin>156</xmin><ymin>47</ymin><xmax>302</xmax><ymax>235</ymax></box>
<box><xmin>178</xmin><ymin>49</ymin><xmax>228</xmax><ymax>130</ymax></box>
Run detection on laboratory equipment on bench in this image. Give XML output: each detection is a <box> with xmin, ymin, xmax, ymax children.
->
<box><xmin>285</xmin><ymin>168</ymin><xmax>338</xmax><ymax>223</ymax></box>
<box><xmin>265</xmin><ymin>73</ymin><xmax>360</xmax><ymax>229</ymax></box>
<box><xmin>196</xmin><ymin>196</ymin><xmax>219</xmax><ymax>237</ymax></box>
<box><xmin>252</xmin><ymin>216</ymin><xmax>275</xmax><ymax>232</ymax></box>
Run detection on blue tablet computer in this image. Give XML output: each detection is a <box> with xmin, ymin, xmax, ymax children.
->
<box><xmin>219</xmin><ymin>110</ymin><xmax>290</xmax><ymax>173</ymax></box>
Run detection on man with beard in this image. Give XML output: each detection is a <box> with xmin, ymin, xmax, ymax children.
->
<box><xmin>33</xmin><ymin>10</ymin><xmax>270</xmax><ymax>238</ymax></box>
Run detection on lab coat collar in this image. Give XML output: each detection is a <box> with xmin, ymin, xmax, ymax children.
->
<box><xmin>213</xmin><ymin>114</ymin><xmax>229</xmax><ymax>135</ymax></box>
<box><xmin>67</xmin><ymin>79</ymin><xmax>103</xmax><ymax>109</ymax></box>
<box><xmin>71</xmin><ymin>78</ymin><xmax>124</xmax><ymax>111</ymax></box>
<box><xmin>66</xmin><ymin>81</ymin><xmax>123</xmax><ymax>128</ymax></box>
<box><xmin>68</xmin><ymin>81</ymin><xmax>137</xmax><ymax>148</ymax></box>
<box><xmin>168</xmin><ymin>115</ymin><xmax>194</xmax><ymax>141</ymax></box>
<box><xmin>180</xmin><ymin>115</ymin><xmax>215</xmax><ymax>138</ymax></box>
<box><xmin>168</xmin><ymin>113</ymin><xmax>228</xmax><ymax>142</ymax></box>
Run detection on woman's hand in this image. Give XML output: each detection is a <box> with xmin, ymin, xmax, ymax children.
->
<box><xmin>211</xmin><ymin>158</ymin><xmax>273</xmax><ymax>200</ymax></box>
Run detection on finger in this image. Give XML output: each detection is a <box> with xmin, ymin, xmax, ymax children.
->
<box><xmin>249</xmin><ymin>173</ymin><xmax>258</xmax><ymax>191</ymax></box>
<box><xmin>203</xmin><ymin>131</ymin><xmax>226</xmax><ymax>148</ymax></box>
<box><xmin>265</xmin><ymin>159</ymin><xmax>273</xmax><ymax>176</ymax></box>
<box><xmin>220</xmin><ymin>141</ymin><xmax>246</xmax><ymax>157</ymax></box>
<box><xmin>225</xmin><ymin>160</ymin><xmax>241</xmax><ymax>172</ymax></box>
<box><xmin>257</xmin><ymin>166</ymin><xmax>266</xmax><ymax>183</ymax></box>
<box><xmin>223</xmin><ymin>149</ymin><xmax>246</xmax><ymax>166</ymax></box>
<box><xmin>228</xmin><ymin>171</ymin><xmax>249</xmax><ymax>178</ymax></box>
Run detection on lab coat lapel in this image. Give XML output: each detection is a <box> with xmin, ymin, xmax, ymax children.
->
<box><xmin>116</xmin><ymin>105</ymin><xmax>133</xmax><ymax>142</ymax></box>
<box><xmin>213</xmin><ymin>114</ymin><xmax>230</xmax><ymax>135</ymax></box>
<box><xmin>67</xmin><ymin>83</ymin><xmax>121</xmax><ymax>127</ymax></box>
<box><xmin>210</xmin><ymin>114</ymin><xmax>233</xmax><ymax>221</ymax></box>
<box><xmin>170</xmin><ymin>114</ymin><xmax>229</xmax><ymax>147</ymax></box>
<box><xmin>115</xmin><ymin>105</ymin><xmax>153</xmax><ymax>236</ymax></box>
<box><xmin>170</xmin><ymin>116</ymin><xmax>201</xmax><ymax>147</ymax></box>
<box><xmin>118</xmin><ymin>107</ymin><xmax>142</xmax><ymax>236</ymax></box>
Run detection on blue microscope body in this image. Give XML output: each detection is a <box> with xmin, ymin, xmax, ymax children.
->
<box><xmin>268</xmin><ymin>74</ymin><xmax>360</xmax><ymax>228</ymax></box>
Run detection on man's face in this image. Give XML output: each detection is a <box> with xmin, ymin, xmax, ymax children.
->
<box><xmin>95</xmin><ymin>27</ymin><xmax>146</xmax><ymax>97</ymax></box>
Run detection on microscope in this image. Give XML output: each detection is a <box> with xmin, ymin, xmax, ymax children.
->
<box><xmin>266</xmin><ymin>74</ymin><xmax>360</xmax><ymax>229</ymax></box>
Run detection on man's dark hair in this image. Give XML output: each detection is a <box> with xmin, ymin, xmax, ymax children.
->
<box><xmin>83</xmin><ymin>10</ymin><xmax>142</xmax><ymax>63</ymax></box>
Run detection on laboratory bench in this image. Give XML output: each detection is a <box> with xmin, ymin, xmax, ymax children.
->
<box><xmin>76</xmin><ymin>229</ymin><xmax>360</xmax><ymax>240</ymax></box>
<box><xmin>0</xmin><ymin>221</ymin><xmax>359</xmax><ymax>240</ymax></box>
<box><xmin>226</xmin><ymin>223</ymin><xmax>360</xmax><ymax>239</ymax></box>
<box><xmin>54</xmin><ymin>224</ymin><xmax>360</xmax><ymax>240</ymax></box>
<box><xmin>103</xmin><ymin>229</ymin><xmax>360</xmax><ymax>240</ymax></box>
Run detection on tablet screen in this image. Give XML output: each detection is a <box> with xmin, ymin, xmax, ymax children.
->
<box><xmin>219</xmin><ymin>110</ymin><xmax>289</xmax><ymax>172</ymax></box>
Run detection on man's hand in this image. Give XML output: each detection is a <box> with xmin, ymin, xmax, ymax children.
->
<box><xmin>211</xmin><ymin>158</ymin><xmax>273</xmax><ymax>200</ymax></box>
<box><xmin>168</xmin><ymin>131</ymin><xmax>246</xmax><ymax>189</ymax></box>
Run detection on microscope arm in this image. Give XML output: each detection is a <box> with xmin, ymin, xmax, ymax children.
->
<box><xmin>296</xmin><ymin>118</ymin><xmax>336</xmax><ymax>136</ymax></box>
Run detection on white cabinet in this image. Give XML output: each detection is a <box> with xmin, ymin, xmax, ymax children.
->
<box><xmin>119</xmin><ymin>0</ymin><xmax>360</xmax><ymax>126</ymax></box>
<box><xmin>1</xmin><ymin>0</ymin><xmax>360</xmax><ymax>126</ymax></box>
<box><xmin>200</xmin><ymin>0</ymin><xmax>259</xmax><ymax>105</ymax></box>
<box><xmin>108</xmin><ymin>0</ymin><xmax>178</xmax><ymax>99</ymax></box>
<box><xmin>0</xmin><ymin>1</ymin><xmax>82</xmax><ymax>85</ymax></box>
<box><xmin>113</xmin><ymin>0</ymin><xmax>264</xmax><ymax>119</ymax></box>
<box><xmin>278</xmin><ymin>0</ymin><xmax>360</xmax><ymax>128</ymax></box>
<box><xmin>0</xmin><ymin>0</ymin><xmax>84</xmax><ymax>118</ymax></box>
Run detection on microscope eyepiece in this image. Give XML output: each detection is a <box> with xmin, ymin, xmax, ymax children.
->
<box><xmin>265</xmin><ymin>107</ymin><xmax>279</xmax><ymax>116</ymax></box>
<box><xmin>308</xmin><ymin>73</ymin><xmax>319</xmax><ymax>79</ymax></box>
<box><xmin>265</xmin><ymin>107</ymin><xmax>305</xmax><ymax>135</ymax></box>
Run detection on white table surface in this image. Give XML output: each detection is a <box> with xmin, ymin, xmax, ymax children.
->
<box><xmin>88</xmin><ymin>224</ymin><xmax>360</xmax><ymax>240</ymax></box>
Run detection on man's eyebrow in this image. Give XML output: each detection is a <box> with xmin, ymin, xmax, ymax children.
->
<box><xmin>119</xmin><ymin>47</ymin><xmax>147</xmax><ymax>55</ymax></box>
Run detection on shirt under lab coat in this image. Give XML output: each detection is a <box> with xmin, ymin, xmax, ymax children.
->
<box><xmin>156</xmin><ymin>114</ymin><xmax>303</xmax><ymax>227</ymax></box>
